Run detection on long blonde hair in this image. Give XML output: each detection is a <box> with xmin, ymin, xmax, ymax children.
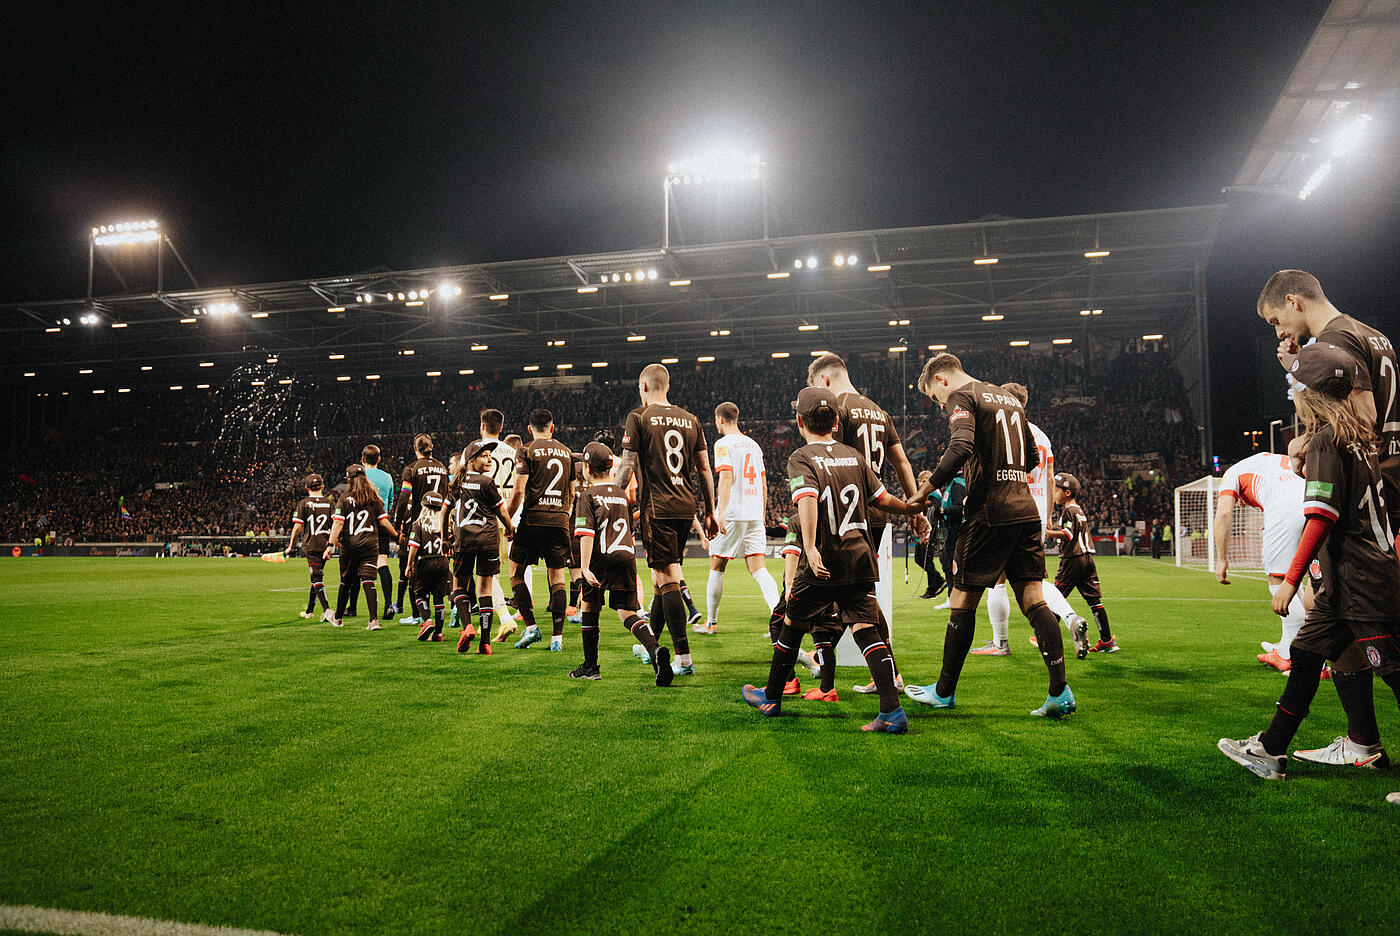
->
<box><xmin>1295</xmin><ymin>387</ymin><xmax>1377</xmax><ymax>453</ymax></box>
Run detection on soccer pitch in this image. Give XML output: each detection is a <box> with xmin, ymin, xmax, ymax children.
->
<box><xmin>2</xmin><ymin>557</ymin><xmax>1395</xmax><ymax>936</ymax></box>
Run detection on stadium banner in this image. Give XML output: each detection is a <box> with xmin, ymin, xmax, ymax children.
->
<box><xmin>5</xmin><ymin>543</ymin><xmax>166</xmax><ymax>557</ymax></box>
<box><xmin>511</xmin><ymin>375</ymin><xmax>593</xmax><ymax>389</ymax></box>
<box><xmin>1049</xmin><ymin>394</ymin><xmax>1097</xmax><ymax>409</ymax></box>
<box><xmin>1109</xmin><ymin>452</ymin><xmax>1163</xmax><ymax>475</ymax></box>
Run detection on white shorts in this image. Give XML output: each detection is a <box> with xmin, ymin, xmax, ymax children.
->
<box><xmin>710</xmin><ymin>518</ymin><xmax>766</xmax><ymax>560</ymax></box>
<box><xmin>1262</xmin><ymin>512</ymin><xmax>1306</xmax><ymax>577</ymax></box>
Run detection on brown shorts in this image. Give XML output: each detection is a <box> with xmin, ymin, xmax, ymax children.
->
<box><xmin>338</xmin><ymin>547</ymin><xmax>378</xmax><ymax>584</ymax></box>
<box><xmin>642</xmin><ymin>516</ymin><xmax>691</xmax><ymax>569</ymax></box>
<box><xmin>1293</xmin><ymin>614</ymin><xmax>1400</xmax><ymax>675</ymax></box>
<box><xmin>454</xmin><ymin>548</ymin><xmax>501</xmax><ymax>583</ymax></box>
<box><xmin>1054</xmin><ymin>555</ymin><xmax>1102</xmax><ymax>605</ymax></box>
<box><xmin>510</xmin><ymin>524</ymin><xmax>572</xmax><ymax>568</ymax></box>
<box><xmin>952</xmin><ymin>518</ymin><xmax>1046</xmax><ymax>590</ymax></box>
<box><xmin>413</xmin><ymin>557</ymin><xmax>452</xmax><ymax>599</ymax></box>
<box><xmin>785</xmin><ymin>576</ymin><xmax>879</xmax><ymax>629</ymax></box>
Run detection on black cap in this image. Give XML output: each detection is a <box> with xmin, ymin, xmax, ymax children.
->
<box><xmin>463</xmin><ymin>438</ymin><xmax>498</xmax><ymax>463</ymax></box>
<box><xmin>583</xmin><ymin>441</ymin><xmax>614</xmax><ymax>473</ymax></box>
<box><xmin>794</xmin><ymin>385</ymin><xmax>838</xmax><ymax>420</ymax></box>
<box><xmin>1054</xmin><ymin>472</ymin><xmax>1080</xmax><ymax>494</ymax></box>
<box><xmin>305</xmin><ymin>473</ymin><xmax>323</xmax><ymax>490</ymax></box>
<box><xmin>346</xmin><ymin>464</ymin><xmax>364</xmax><ymax>480</ymax></box>
<box><xmin>1291</xmin><ymin>342</ymin><xmax>1358</xmax><ymax>398</ymax></box>
<box><xmin>421</xmin><ymin>491</ymin><xmax>446</xmax><ymax>512</ymax></box>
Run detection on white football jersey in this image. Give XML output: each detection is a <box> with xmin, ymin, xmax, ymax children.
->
<box><xmin>714</xmin><ymin>432</ymin><xmax>765</xmax><ymax>522</ymax></box>
<box><xmin>1028</xmin><ymin>421</ymin><xmax>1054</xmax><ymax>531</ymax></box>
<box><xmin>480</xmin><ymin>440</ymin><xmax>516</xmax><ymax>497</ymax></box>
<box><xmin>1220</xmin><ymin>452</ymin><xmax>1305</xmax><ymax>524</ymax></box>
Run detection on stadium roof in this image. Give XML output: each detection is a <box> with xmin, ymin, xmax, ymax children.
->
<box><xmin>3</xmin><ymin>205</ymin><xmax>1221</xmax><ymax>386</ymax></box>
<box><xmin>1230</xmin><ymin>0</ymin><xmax>1400</xmax><ymax>202</ymax></box>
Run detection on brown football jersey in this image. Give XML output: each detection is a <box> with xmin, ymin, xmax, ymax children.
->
<box><xmin>333</xmin><ymin>492</ymin><xmax>387</xmax><ymax>554</ymax></box>
<box><xmin>574</xmin><ymin>481</ymin><xmax>636</xmax><ymax>560</ymax></box>
<box><xmin>293</xmin><ymin>494</ymin><xmax>335</xmax><ymax>553</ymax></box>
<box><xmin>835</xmin><ymin>390</ymin><xmax>901</xmax><ymax>530</ymax></box>
<box><xmin>408</xmin><ymin>513</ymin><xmax>448</xmax><ymax>560</ymax></box>
<box><xmin>517</xmin><ymin>438</ymin><xmax>575</xmax><ymax>528</ymax></box>
<box><xmin>941</xmin><ymin>381</ymin><xmax>1040</xmax><ymax>526</ymax></box>
<box><xmin>1316</xmin><ymin>314</ymin><xmax>1400</xmax><ymax>518</ymax></box>
<box><xmin>396</xmin><ymin>456</ymin><xmax>449</xmax><ymax>524</ymax></box>
<box><xmin>786</xmin><ymin>441</ymin><xmax>886</xmax><ymax>585</ymax></box>
<box><xmin>452</xmin><ymin>472</ymin><xmax>504</xmax><ymax>553</ymax></box>
<box><xmin>1059</xmin><ymin>503</ymin><xmax>1094</xmax><ymax>558</ymax></box>
<box><xmin>622</xmin><ymin>403</ymin><xmax>706</xmax><ymax>520</ymax></box>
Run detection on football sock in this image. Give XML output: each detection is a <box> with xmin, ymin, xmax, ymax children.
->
<box><xmin>1268</xmin><ymin>583</ymin><xmax>1304</xmax><ymax>659</ymax></box>
<box><xmin>767</xmin><ymin>616</ymin><xmax>796</xmax><ymax>680</ymax></box>
<box><xmin>753</xmin><ymin>567</ymin><xmax>780</xmax><ymax>612</ymax></box>
<box><xmin>433</xmin><ymin>601</ymin><xmax>445</xmax><ymax>637</ymax></box>
<box><xmin>1025</xmin><ymin>602</ymin><xmax>1067</xmax><ymax>696</ymax></box>
<box><xmin>629</xmin><ymin>614</ymin><xmax>659</xmax><ymax>658</ymax></box>
<box><xmin>335</xmin><ymin>582</ymin><xmax>350</xmax><ymax>620</ymax></box>
<box><xmin>396</xmin><ymin>577</ymin><xmax>408</xmax><ymax>612</ymax></box>
<box><xmin>853</xmin><ymin>625</ymin><xmax>899</xmax><ymax>713</ymax></box>
<box><xmin>415</xmin><ymin>594</ymin><xmax>430</xmax><ymax>621</ymax></box>
<box><xmin>548</xmin><ymin>585</ymin><xmax>568</xmax><ymax>637</ymax></box>
<box><xmin>1332</xmin><ymin>669</ymin><xmax>1380</xmax><ymax>747</ymax></box>
<box><xmin>706</xmin><ymin>569</ymin><xmax>724</xmax><ymax>625</ymax></box>
<box><xmin>1090</xmin><ymin>604</ymin><xmax>1112</xmax><ymax>642</ymax></box>
<box><xmin>650</xmin><ymin>593</ymin><xmax>664</xmax><ymax>630</ymax></box>
<box><xmin>764</xmin><ymin>624</ymin><xmax>803</xmax><ymax>702</ymax></box>
<box><xmin>875</xmin><ymin>607</ymin><xmax>899</xmax><ymax>675</ymax></box>
<box><xmin>512</xmin><ymin>581</ymin><xmax>537</xmax><ymax>628</ymax></box>
<box><xmin>680</xmin><ymin>581</ymin><xmax>699</xmax><ymax>618</ymax></box>
<box><xmin>314</xmin><ymin>582</ymin><xmax>328</xmax><ymax>610</ymax></box>
<box><xmin>569</xmin><ymin>577</ymin><xmax>581</xmax><ymax>610</ymax></box>
<box><xmin>814</xmin><ymin>629</ymin><xmax>837</xmax><ymax>692</ymax></box>
<box><xmin>453</xmin><ymin>592</ymin><xmax>473</xmax><ymax>632</ymax></box>
<box><xmin>988</xmin><ymin>582</ymin><xmax>1011</xmax><ymax>647</ymax></box>
<box><xmin>305</xmin><ymin>586</ymin><xmax>317</xmax><ymax>615</ymax></box>
<box><xmin>362</xmin><ymin>580</ymin><xmax>379</xmax><ymax>622</ymax></box>
<box><xmin>1259</xmin><ymin>648</ymin><xmax>1327</xmax><ymax>755</ymax></box>
<box><xmin>935</xmin><ymin>609</ymin><xmax>978</xmax><ymax>698</ymax></box>
<box><xmin>581</xmin><ymin>610</ymin><xmax>600</xmax><ymax>667</ymax></box>
<box><xmin>1041</xmin><ymin>580</ymin><xmax>1076</xmax><ymax>632</ymax></box>
<box><xmin>378</xmin><ymin>566</ymin><xmax>393</xmax><ymax>605</ymax></box>
<box><xmin>660</xmin><ymin>583</ymin><xmax>690</xmax><ymax>655</ymax></box>
<box><xmin>478</xmin><ymin>596</ymin><xmax>494</xmax><ymax>643</ymax></box>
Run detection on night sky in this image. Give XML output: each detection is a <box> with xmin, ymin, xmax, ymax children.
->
<box><xmin>6</xmin><ymin>1</ymin><xmax>1395</xmax><ymax>458</ymax></box>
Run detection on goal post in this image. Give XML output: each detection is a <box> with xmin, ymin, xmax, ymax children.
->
<box><xmin>1173</xmin><ymin>474</ymin><xmax>1265</xmax><ymax>571</ymax></box>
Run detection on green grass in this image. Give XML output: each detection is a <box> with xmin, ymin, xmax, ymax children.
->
<box><xmin>1</xmin><ymin>556</ymin><xmax>1396</xmax><ymax>935</ymax></box>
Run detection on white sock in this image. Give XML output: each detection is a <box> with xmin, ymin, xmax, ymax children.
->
<box><xmin>1269</xmin><ymin>583</ymin><xmax>1305</xmax><ymax>659</ymax></box>
<box><xmin>753</xmin><ymin>567</ymin><xmax>780</xmax><ymax>612</ymax></box>
<box><xmin>706</xmin><ymin>570</ymin><xmax>724</xmax><ymax>624</ymax></box>
<box><xmin>1041</xmin><ymin>580</ymin><xmax>1077</xmax><ymax>632</ymax></box>
<box><xmin>988</xmin><ymin>582</ymin><xmax>1011</xmax><ymax>646</ymax></box>
<box><xmin>678</xmin><ymin>653</ymin><xmax>692</xmax><ymax>666</ymax></box>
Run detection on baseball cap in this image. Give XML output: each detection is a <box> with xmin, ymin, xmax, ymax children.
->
<box><xmin>305</xmin><ymin>473</ymin><xmax>324</xmax><ymax>489</ymax></box>
<box><xmin>793</xmin><ymin>386</ymin><xmax>838</xmax><ymax>420</ymax></box>
<box><xmin>462</xmin><ymin>438</ymin><xmax>498</xmax><ymax>463</ymax></box>
<box><xmin>346</xmin><ymin>464</ymin><xmax>365</xmax><ymax>480</ymax></box>
<box><xmin>582</xmin><ymin>441</ymin><xmax>614</xmax><ymax>473</ymax></box>
<box><xmin>1054</xmin><ymin>472</ymin><xmax>1080</xmax><ymax>495</ymax></box>
<box><xmin>420</xmin><ymin>491</ymin><xmax>446</xmax><ymax>512</ymax></box>
<box><xmin>1290</xmin><ymin>342</ymin><xmax>1357</xmax><ymax>398</ymax></box>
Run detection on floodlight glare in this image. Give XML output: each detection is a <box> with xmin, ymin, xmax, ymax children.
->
<box><xmin>1331</xmin><ymin>113</ymin><xmax>1372</xmax><ymax>159</ymax></box>
<box><xmin>929</xmin><ymin>344</ymin><xmax>948</xmax><ymax>350</ymax></box>
<box><xmin>834</xmin><ymin>255</ymin><xmax>845</xmax><ymax>266</ymax></box>
<box><xmin>794</xmin><ymin>259</ymin><xmax>803</xmax><ymax>269</ymax></box>
<box><xmin>1298</xmin><ymin>161</ymin><xmax>1332</xmax><ymax>200</ymax></box>
<box><xmin>1009</xmin><ymin>340</ymin><xmax>1030</xmax><ymax>347</ymax></box>
<box><xmin>847</xmin><ymin>255</ymin><xmax>857</xmax><ymax>266</ymax></box>
<box><xmin>45</xmin><ymin>327</ymin><xmax>60</xmax><ymax>333</ymax></box>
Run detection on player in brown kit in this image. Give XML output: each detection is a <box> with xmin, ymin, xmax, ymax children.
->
<box><xmin>616</xmin><ymin>364</ymin><xmax>719</xmax><ymax>680</ymax></box>
<box><xmin>449</xmin><ymin>439</ymin><xmax>516</xmax><ymax>653</ymax></box>
<box><xmin>808</xmin><ymin>352</ymin><xmax>930</xmax><ymax>693</ymax></box>
<box><xmin>1046</xmin><ymin>473</ymin><xmax>1116</xmax><ymax>655</ymax></box>
<box><xmin>742</xmin><ymin>387</ymin><xmax>927</xmax><ymax>731</ymax></box>
<box><xmin>325</xmin><ymin>464</ymin><xmax>400</xmax><ymax>631</ymax></box>
<box><xmin>285</xmin><ymin>473</ymin><xmax>335</xmax><ymax>622</ymax></box>
<box><xmin>394</xmin><ymin>434</ymin><xmax>448</xmax><ymax>623</ymax></box>
<box><xmin>903</xmin><ymin>352</ymin><xmax>1078</xmax><ymax>718</ymax></box>
<box><xmin>505</xmin><ymin>409</ymin><xmax>575</xmax><ymax>652</ymax></box>
<box><xmin>406</xmin><ymin>491</ymin><xmax>453</xmax><ymax>642</ymax></box>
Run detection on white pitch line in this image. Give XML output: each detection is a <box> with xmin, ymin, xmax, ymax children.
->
<box><xmin>266</xmin><ymin>587</ymin><xmax>305</xmax><ymax>592</ymax></box>
<box><xmin>0</xmin><ymin>905</ymin><xmax>293</xmax><ymax>936</ymax></box>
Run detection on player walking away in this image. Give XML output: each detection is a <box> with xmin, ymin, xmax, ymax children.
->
<box><xmin>360</xmin><ymin>445</ymin><xmax>398</xmax><ymax>616</ymax></box>
<box><xmin>505</xmin><ymin>409</ymin><xmax>575</xmax><ymax>652</ymax></box>
<box><xmin>572</xmin><ymin>441</ymin><xmax>658</xmax><ymax>682</ymax></box>
<box><xmin>701</xmin><ymin>402</ymin><xmax>781</xmax><ymax>634</ymax></box>
<box><xmin>771</xmin><ymin>506</ymin><xmax>840</xmax><ymax>701</ymax></box>
<box><xmin>807</xmin><ymin>353</ymin><xmax>930</xmax><ymax>693</ymax></box>
<box><xmin>286</xmin><ymin>474</ymin><xmax>335</xmax><ymax>621</ymax></box>
<box><xmin>616</xmin><ymin>364</ymin><xmax>720</xmax><ymax>679</ymax></box>
<box><xmin>449</xmin><ymin>440</ymin><xmax>515</xmax><ymax>654</ymax></box>
<box><xmin>325</xmin><ymin>465</ymin><xmax>399</xmax><ymax>630</ymax></box>
<box><xmin>407</xmin><ymin>492</ymin><xmax>453</xmax><ymax>642</ymax></box>
<box><xmin>974</xmin><ymin>382</ymin><xmax>1090</xmax><ymax>658</ymax></box>
<box><xmin>1047</xmin><ymin>474</ymin><xmax>1116</xmax><ymax>655</ymax></box>
<box><xmin>471</xmin><ymin>409</ymin><xmax>521</xmax><ymax>641</ymax></box>
<box><xmin>903</xmin><ymin>353</ymin><xmax>1077</xmax><ymax>718</ymax></box>
<box><xmin>742</xmin><ymin>387</ymin><xmax>927</xmax><ymax>731</ymax></box>
<box><xmin>1219</xmin><ymin>344</ymin><xmax>1400</xmax><ymax>784</ymax></box>
<box><xmin>1214</xmin><ymin>438</ymin><xmax>1308</xmax><ymax>672</ymax></box>
<box><xmin>394</xmin><ymin>434</ymin><xmax>448</xmax><ymax>624</ymax></box>
<box><xmin>1258</xmin><ymin>270</ymin><xmax>1399</xmax><ymax>759</ymax></box>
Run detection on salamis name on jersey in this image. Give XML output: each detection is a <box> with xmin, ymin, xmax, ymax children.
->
<box><xmin>519</xmin><ymin>439</ymin><xmax>575</xmax><ymax>527</ymax></box>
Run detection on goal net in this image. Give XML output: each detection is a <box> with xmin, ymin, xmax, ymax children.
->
<box><xmin>1173</xmin><ymin>474</ymin><xmax>1265</xmax><ymax>571</ymax></box>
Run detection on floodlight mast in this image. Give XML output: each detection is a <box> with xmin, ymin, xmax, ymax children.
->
<box><xmin>87</xmin><ymin>220</ymin><xmax>199</xmax><ymax>299</ymax></box>
<box><xmin>663</xmin><ymin>151</ymin><xmax>769</xmax><ymax>248</ymax></box>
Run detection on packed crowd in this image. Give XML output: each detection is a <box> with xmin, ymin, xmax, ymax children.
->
<box><xmin>3</xmin><ymin>347</ymin><xmax>1198</xmax><ymax>543</ymax></box>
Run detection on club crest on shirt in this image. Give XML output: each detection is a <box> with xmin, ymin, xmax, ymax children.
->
<box><xmin>1309</xmin><ymin>559</ymin><xmax>1322</xmax><ymax>579</ymax></box>
<box><xmin>949</xmin><ymin>405</ymin><xmax>970</xmax><ymax>422</ymax></box>
<box><xmin>1367</xmin><ymin>646</ymin><xmax>1383</xmax><ymax>668</ymax></box>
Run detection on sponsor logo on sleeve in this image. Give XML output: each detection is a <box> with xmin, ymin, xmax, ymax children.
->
<box><xmin>789</xmin><ymin>476</ymin><xmax>807</xmax><ymax>491</ymax></box>
<box><xmin>1305</xmin><ymin>480</ymin><xmax>1334</xmax><ymax>499</ymax></box>
<box><xmin>949</xmin><ymin>405</ymin><xmax>970</xmax><ymax>422</ymax></box>
<box><xmin>574</xmin><ymin>517</ymin><xmax>587</xmax><ymax>528</ymax></box>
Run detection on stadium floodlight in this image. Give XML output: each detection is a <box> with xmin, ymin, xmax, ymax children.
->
<box><xmin>659</xmin><ymin>358</ymin><xmax>677</xmax><ymax>365</ymax></box>
<box><xmin>578</xmin><ymin>286</ymin><xmax>599</xmax><ymax>294</ymax></box>
<box><xmin>1052</xmin><ymin>338</ymin><xmax>1073</xmax><ymax>345</ymax></box>
<box><xmin>888</xmin><ymin>346</ymin><xmax>907</xmax><ymax>353</ymax></box>
<box><xmin>458</xmin><ymin>369</ymin><xmax>474</xmax><ymax>375</ymax></box>
<box><xmin>266</xmin><ymin>356</ymin><xmax>278</xmax><ymax>364</ymax></box>
<box><xmin>405</xmin><ymin>300</ymin><xmax>424</xmax><ymax>307</ymax></box>
<box><xmin>809</xmin><ymin>350</ymin><xmax>830</xmax><ymax>357</ymax></box>
<box><xmin>425</xmin><ymin>371</ymin><xmax>443</xmax><ymax>377</ymax></box>
<box><xmin>766</xmin><ymin>272</ymin><xmax>789</xmax><ymax>280</ymax></box>
<box><xmin>23</xmin><ymin>371</ymin><xmax>35</xmax><ymax>377</ymax></box>
<box><xmin>867</xmin><ymin>264</ymin><xmax>891</xmax><ymax>272</ymax></box>
<box><xmin>669</xmin><ymin>279</ymin><xmax>690</xmax><ymax>287</ymax></box>
<box><xmin>591</xmin><ymin>361</ymin><xmax>608</xmax><ymax>368</ymax></box>
<box><xmin>1331</xmin><ymin>113</ymin><xmax>1372</xmax><ymax>159</ymax></box>
<box><xmin>771</xmin><ymin>351</ymin><xmax>790</xmax><ymax>358</ymax></box>
<box><xmin>1298</xmin><ymin>161</ymin><xmax>1332</xmax><ymax>200</ymax></box>
<box><xmin>328</xmin><ymin>353</ymin><xmax>345</xmax><ymax>360</ymax></box>
<box><xmin>888</xmin><ymin>319</ymin><xmax>909</xmax><ymax>326</ymax></box>
<box><xmin>1143</xmin><ymin>334</ymin><xmax>1164</xmax><ymax>341</ymax></box>
<box><xmin>1084</xmin><ymin>250</ymin><xmax>1110</xmax><ymax>259</ymax></box>
<box><xmin>626</xmin><ymin>334</ymin><xmax>646</xmax><ymax>342</ymax></box>
<box><xmin>179</xmin><ymin>317</ymin><xmax>196</xmax><ymax>324</ymax></box>
<box><xmin>834</xmin><ymin>255</ymin><xmax>845</xmax><ymax>266</ymax></box>
<box><xmin>169</xmin><ymin>385</ymin><xmax>183</xmax><ymax>390</ymax></box>
<box><xmin>366</xmin><ymin>374</ymin><xmax>381</xmax><ymax>380</ymax></box>
<box><xmin>327</xmin><ymin>306</ymin><xmax>346</xmax><ymax>313</ymax></box>
<box><xmin>697</xmin><ymin>355</ymin><xmax>715</xmax><ymax>362</ymax></box>
<box><xmin>547</xmin><ymin>339</ymin><xmax>566</xmax><ymax>347</ymax></box>
<box><xmin>118</xmin><ymin>387</ymin><xmax>130</xmax><ymax>393</ymax></box>
<box><xmin>489</xmin><ymin>294</ymin><xmax>509</xmax><ymax>301</ymax></box>
<box><xmin>974</xmin><ymin>257</ymin><xmax>998</xmax><ymax>266</ymax></box>
<box><xmin>1092</xmin><ymin>309</ymin><xmax>1103</xmax><ymax>315</ymax></box>
<box><xmin>45</xmin><ymin>327</ymin><xmax>60</xmax><ymax>333</ymax></box>
<box><xmin>62</xmin><ymin>318</ymin><xmax>71</xmax><ymax>325</ymax></box>
<box><xmin>78</xmin><ymin>368</ymin><xmax>93</xmax><ymax>374</ymax></box>
<box><xmin>523</xmin><ymin>365</ymin><xmax>540</xmax><ymax>372</ymax></box>
<box><xmin>798</xmin><ymin>323</ymin><xmax>819</xmax><ymax>331</ymax></box>
<box><xmin>557</xmin><ymin>363</ymin><xmax>574</xmax><ymax>369</ymax></box>
<box><xmin>250</xmin><ymin>380</ymin><xmax>266</xmax><ymax>386</ymax></box>
<box><xmin>929</xmin><ymin>344</ymin><xmax>947</xmax><ymax>350</ymax></box>
<box><xmin>336</xmin><ymin>376</ymin><xmax>350</xmax><ymax>381</ymax></box>
<box><xmin>92</xmin><ymin>389</ymin><xmax>105</xmax><ymax>395</ymax></box>
<box><xmin>982</xmin><ymin>313</ymin><xmax>1004</xmax><ymax>321</ymax></box>
<box><xmin>198</xmin><ymin>361</ymin><xmax>214</xmax><ymax>368</ymax></box>
<box><xmin>111</xmin><ymin>322</ymin><xmax>127</xmax><ymax>328</ymax></box>
<box><xmin>1009</xmin><ymin>340</ymin><xmax>1030</xmax><ymax>347</ymax></box>
<box><xmin>471</xmin><ymin>344</ymin><xmax>488</xmax><ymax>351</ymax></box>
<box><xmin>250</xmin><ymin>311</ymin><xmax>269</xmax><ymax>319</ymax></box>
<box><xmin>140</xmin><ymin>365</ymin><xmax>153</xmax><ymax>371</ymax></box>
<box><xmin>400</xmin><ymin>349</ymin><xmax>415</xmax><ymax>356</ymax></box>
<box><xmin>794</xmin><ymin>259</ymin><xmax>803</xmax><ymax>269</ymax></box>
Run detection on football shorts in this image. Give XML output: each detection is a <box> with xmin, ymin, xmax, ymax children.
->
<box><xmin>1053</xmin><ymin>554</ymin><xmax>1102</xmax><ymax>605</ymax></box>
<box><xmin>582</xmin><ymin>555</ymin><xmax>642</xmax><ymax>611</ymax></box>
<box><xmin>642</xmin><ymin>516</ymin><xmax>691</xmax><ymax>569</ymax></box>
<box><xmin>1293</xmin><ymin>614</ymin><xmax>1400</xmax><ymax>676</ymax></box>
<box><xmin>338</xmin><ymin>547</ymin><xmax>378</xmax><ymax>584</ymax></box>
<box><xmin>709</xmin><ymin>518</ymin><xmax>766</xmax><ymax>559</ymax></box>
<box><xmin>454</xmin><ymin>547</ymin><xmax>501</xmax><ymax>582</ymax></box>
<box><xmin>377</xmin><ymin>526</ymin><xmax>393</xmax><ymax>558</ymax></box>
<box><xmin>510</xmin><ymin>523</ymin><xmax>572</xmax><ymax>568</ymax></box>
<box><xmin>412</xmin><ymin>557</ymin><xmax>452</xmax><ymax>598</ymax></box>
<box><xmin>785</xmin><ymin>576</ymin><xmax>879</xmax><ymax>629</ymax></box>
<box><xmin>952</xmin><ymin>518</ymin><xmax>1046</xmax><ymax>590</ymax></box>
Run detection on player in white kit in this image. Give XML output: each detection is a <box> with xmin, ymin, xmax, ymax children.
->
<box><xmin>700</xmin><ymin>402</ymin><xmax>782</xmax><ymax>633</ymax></box>
<box><xmin>471</xmin><ymin>409</ymin><xmax>525</xmax><ymax>643</ymax></box>
<box><xmin>972</xmin><ymin>382</ymin><xmax>1090</xmax><ymax>657</ymax></box>
<box><xmin>1213</xmin><ymin>437</ymin><xmax>1309</xmax><ymax>672</ymax></box>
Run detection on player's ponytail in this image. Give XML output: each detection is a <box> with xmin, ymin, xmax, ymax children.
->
<box><xmin>416</xmin><ymin>499</ymin><xmax>443</xmax><ymax>535</ymax></box>
<box><xmin>1295</xmin><ymin>387</ymin><xmax>1377</xmax><ymax>452</ymax></box>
